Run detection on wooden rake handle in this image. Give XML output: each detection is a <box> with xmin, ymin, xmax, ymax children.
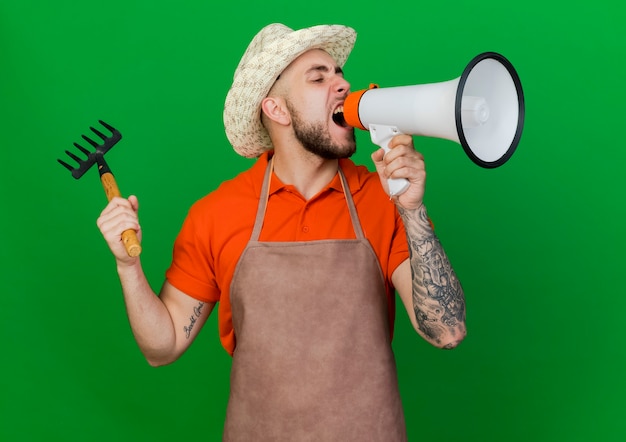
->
<box><xmin>100</xmin><ymin>172</ymin><xmax>142</xmax><ymax>257</ymax></box>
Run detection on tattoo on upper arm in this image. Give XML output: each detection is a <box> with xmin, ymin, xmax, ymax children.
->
<box><xmin>399</xmin><ymin>206</ymin><xmax>466</xmax><ymax>345</ymax></box>
<box><xmin>183</xmin><ymin>302</ymin><xmax>206</xmax><ymax>339</ymax></box>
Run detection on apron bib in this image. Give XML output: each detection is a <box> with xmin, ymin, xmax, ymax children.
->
<box><xmin>224</xmin><ymin>161</ymin><xmax>406</xmax><ymax>441</ymax></box>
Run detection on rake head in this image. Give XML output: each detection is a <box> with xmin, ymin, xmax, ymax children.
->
<box><xmin>57</xmin><ymin>120</ymin><xmax>122</xmax><ymax>179</ymax></box>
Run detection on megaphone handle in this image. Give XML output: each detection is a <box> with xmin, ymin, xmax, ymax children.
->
<box><xmin>369</xmin><ymin>124</ymin><xmax>410</xmax><ymax>196</ymax></box>
<box><xmin>381</xmin><ymin>145</ymin><xmax>411</xmax><ymax>196</ymax></box>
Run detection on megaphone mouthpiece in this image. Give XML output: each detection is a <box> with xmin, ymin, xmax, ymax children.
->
<box><xmin>344</xmin><ymin>84</ymin><xmax>377</xmax><ymax>131</ymax></box>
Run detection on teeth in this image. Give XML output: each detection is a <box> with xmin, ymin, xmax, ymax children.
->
<box><xmin>333</xmin><ymin>105</ymin><xmax>344</xmax><ymax>115</ymax></box>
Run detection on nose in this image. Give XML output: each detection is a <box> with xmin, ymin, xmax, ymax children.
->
<box><xmin>334</xmin><ymin>76</ymin><xmax>350</xmax><ymax>96</ymax></box>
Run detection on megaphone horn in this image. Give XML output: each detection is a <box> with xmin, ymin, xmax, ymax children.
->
<box><xmin>344</xmin><ymin>52</ymin><xmax>525</xmax><ymax>196</ymax></box>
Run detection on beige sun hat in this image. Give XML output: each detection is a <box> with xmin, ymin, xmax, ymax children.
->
<box><xmin>223</xmin><ymin>23</ymin><xmax>357</xmax><ymax>158</ymax></box>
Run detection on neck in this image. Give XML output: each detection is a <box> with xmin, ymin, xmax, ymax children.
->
<box><xmin>272</xmin><ymin>149</ymin><xmax>339</xmax><ymax>201</ymax></box>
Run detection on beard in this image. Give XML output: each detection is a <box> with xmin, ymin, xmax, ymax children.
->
<box><xmin>287</xmin><ymin>101</ymin><xmax>357</xmax><ymax>160</ymax></box>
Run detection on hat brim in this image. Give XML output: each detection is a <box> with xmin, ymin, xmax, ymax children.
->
<box><xmin>224</xmin><ymin>24</ymin><xmax>357</xmax><ymax>158</ymax></box>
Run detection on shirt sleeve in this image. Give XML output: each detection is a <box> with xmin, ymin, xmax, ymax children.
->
<box><xmin>165</xmin><ymin>204</ymin><xmax>221</xmax><ymax>303</ymax></box>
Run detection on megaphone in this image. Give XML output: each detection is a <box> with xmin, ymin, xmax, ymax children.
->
<box><xmin>344</xmin><ymin>52</ymin><xmax>525</xmax><ymax>196</ymax></box>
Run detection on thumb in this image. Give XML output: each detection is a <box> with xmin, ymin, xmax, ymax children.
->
<box><xmin>370</xmin><ymin>148</ymin><xmax>386</xmax><ymax>174</ymax></box>
<box><xmin>128</xmin><ymin>194</ymin><xmax>139</xmax><ymax>213</ymax></box>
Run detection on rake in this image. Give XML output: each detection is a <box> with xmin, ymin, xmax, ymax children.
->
<box><xmin>57</xmin><ymin>120</ymin><xmax>142</xmax><ymax>257</ymax></box>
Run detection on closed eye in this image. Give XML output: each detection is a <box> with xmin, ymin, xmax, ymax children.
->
<box><xmin>306</xmin><ymin>65</ymin><xmax>343</xmax><ymax>83</ymax></box>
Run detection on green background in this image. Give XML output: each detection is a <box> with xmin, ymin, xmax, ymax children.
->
<box><xmin>2</xmin><ymin>0</ymin><xmax>624</xmax><ymax>440</ymax></box>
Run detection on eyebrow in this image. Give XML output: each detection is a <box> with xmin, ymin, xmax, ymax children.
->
<box><xmin>305</xmin><ymin>65</ymin><xmax>344</xmax><ymax>76</ymax></box>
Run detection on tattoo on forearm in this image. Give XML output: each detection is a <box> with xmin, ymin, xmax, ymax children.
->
<box><xmin>183</xmin><ymin>302</ymin><xmax>205</xmax><ymax>339</ymax></box>
<box><xmin>398</xmin><ymin>205</ymin><xmax>466</xmax><ymax>346</ymax></box>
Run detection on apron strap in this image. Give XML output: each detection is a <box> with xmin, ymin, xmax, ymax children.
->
<box><xmin>250</xmin><ymin>158</ymin><xmax>366</xmax><ymax>241</ymax></box>
<box><xmin>249</xmin><ymin>158</ymin><xmax>273</xmax><ymax>242</ymax></box>
<box><xmin>337</xmin><ymin>166</ymin><xmax>365</xmax><ymax>240</ymax></box>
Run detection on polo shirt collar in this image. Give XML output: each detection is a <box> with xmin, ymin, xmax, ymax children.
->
<box><xmin>252</xmin><ymin>151</ymin><xmax>366</xmax><ymax>197</ymax></box>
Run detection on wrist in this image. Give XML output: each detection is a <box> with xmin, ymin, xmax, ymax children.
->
<box><xmin>116</xmin><ymin>256</ymin><xmax>142</xmax><ymax>275</ymax></box>
<box><xmin>398</xmin><ymin>204</ymin><xmax>433</xmax><ymax>232</ymax></box>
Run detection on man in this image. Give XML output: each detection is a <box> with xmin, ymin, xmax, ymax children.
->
<box><xmin>97</xmin><ymin>23</ymin><xmax>466</xmax><ymax>441</ymax></box>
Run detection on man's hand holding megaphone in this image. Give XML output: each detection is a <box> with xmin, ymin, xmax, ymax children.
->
<box><xmin>371</xmin><ymin>133</ymin><xmax>426</xmax><ymax>209</ymax></box>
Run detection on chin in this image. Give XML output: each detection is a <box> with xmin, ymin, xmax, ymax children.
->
<box><xmin>336</xmin><ymin>143</ymin><xmax>357</xmax><ymax>159</ymax></box>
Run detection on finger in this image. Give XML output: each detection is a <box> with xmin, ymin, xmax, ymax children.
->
<box><xmin>386</xmin><ymin>144</ymin><xmax>423</xmax><ymax>163</ymax></box>
<box><xmin>97</xmin><ymin>205</ymin><xmax>140</xmax><ymax>235</ymax></box>
<box><xmin>387</xmin><ymin>134</ymin><xmax>413</xmax><ymax>150</ymax></box>
<box><xmin>370</xmin><ymin>148</ymin><xmax>388</xmax><ymax>178</ymax></box>
<box><xmin>386</xmin><ymin>152</ymin><xmax>425</xmax><ymax>178</ymax></box>
<box><xmin>98</xmin><ymin>200</ymin><xmax>136</xmax><ymax>223</ymax></box>
<box><xmin>384</xmin><ymin>145</ymin><xmax>424</xmax><ymax>172</ymax></box>
<box><xmin>382</xmin><ymin>148</ymin><xmax>412</xmax><ymax>171</ymax></box>
<box><xmin>387</xmin><ymin>163</ymin><xmax>423</xmax><ymax>182</ymax></box>
<box><xmin>100</xmin><ymin>219</ymin><xmax>140</xmax><ymax>241</ymax></box>
<box><xmin>98</xmin><ymin>213</ymin><xmax>142</xmax><ymax>248</ymax></box>
<box><xmin>108</xmin><ymin>196</ymin><xmax>133</xmax><ymax>209</ymax></box>
<box><xmin>98</xmin><ymin>196</ymin><xmax>131</xmax><ymax>218</ymax></box>
<box><xmin>393</xmin><ymin>164</ymin><xmax>426</xmax><ymax>183</ymax></box>
<box><xmin>98</xmin><ymin>196</ymin><xmax>136</xmax><ymax>222</ymax></box>
<box><xmin>100</xmin><ymin>207</ymin><xmax>140</xmax><ymax>227</ymax></box>
<box><xmin>371</xmin><ymin>147</ymin><xmax>385</xmax><ymax>164</ymax></box>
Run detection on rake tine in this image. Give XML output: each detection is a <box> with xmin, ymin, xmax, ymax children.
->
<box><xmin>90</xmin><ymin>126</ymin><xmax>108</xmax><ymax>142</ymax></box>
<box><xmin>57</xmin><ymin>158</ymin><xmax>74</xmax><ymax>172</ymax></box>
<box><xmin>81</xmin><ymin>134</ymin><xmax>99</xmax><ymax>148</ymax></box>
<box><xmin>73</xmin><ymin>142</ymin><xmax>92</xmax><ymax>156</ymax></box>
<box><xmin>64</xmin><ymin>149</ymin><xmax>84</xmax><ymax>164</ymax></box>
<box><xmin>98</xmin><ymin>120</ymin><xmax>116</xmax><ymax>133</ymax></box>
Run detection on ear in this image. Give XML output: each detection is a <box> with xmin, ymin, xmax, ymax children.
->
<box><xmin>261</xmin><ymin>96</ymin><xmax>290</xmax><ymax>126</ymax></box>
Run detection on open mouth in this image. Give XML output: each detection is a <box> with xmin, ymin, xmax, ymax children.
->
<box><xmin>332</xmin><ymin>105</ymin><xmax>348</xmax><ymax>128</ymax></box>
